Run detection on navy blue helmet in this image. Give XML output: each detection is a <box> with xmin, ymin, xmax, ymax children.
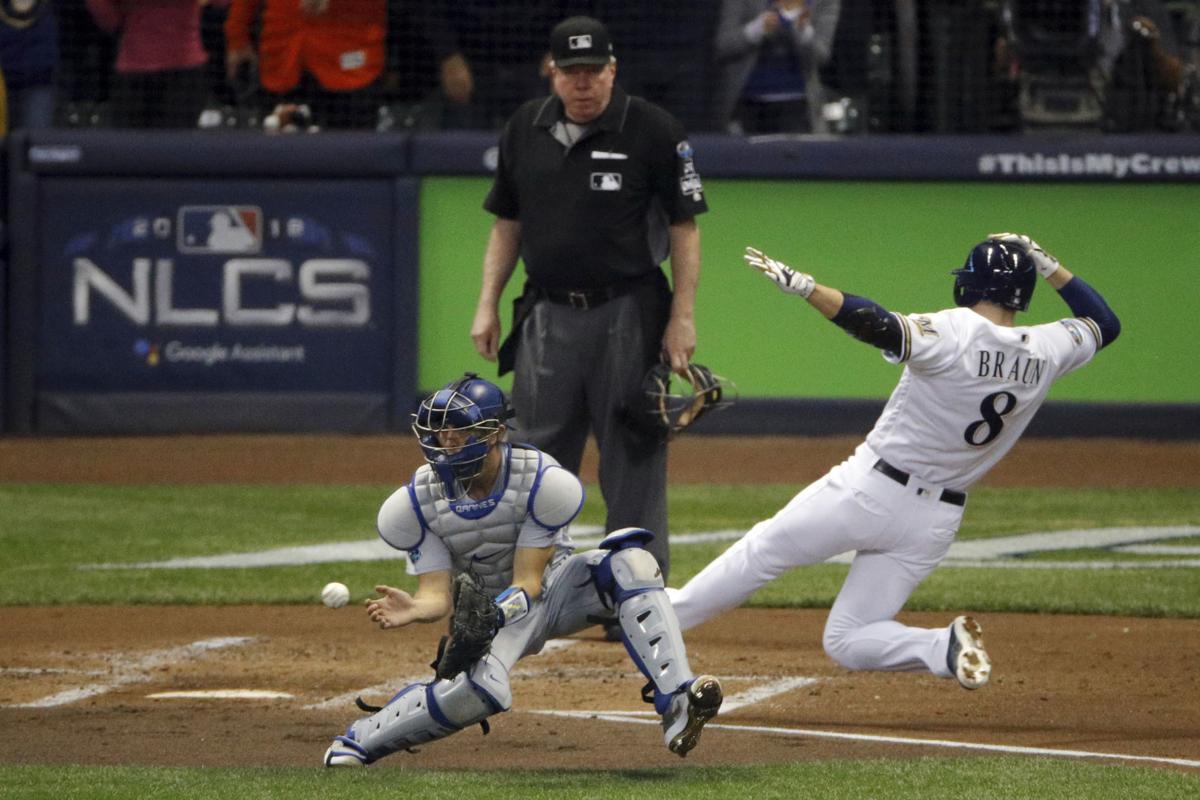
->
<box><xmin>952</xmin><ymin>239</ymin><xmax>1037</xmax><ymax>312</ymax></box>
<box><xmin>412</xmin><ymin>373</ymin><xmax>514</xmax><ymax>497</ymax></box>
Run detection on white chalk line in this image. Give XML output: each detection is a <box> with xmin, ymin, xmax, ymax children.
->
<box><xmin>147</xmin><ymin>690</ymin><xmax>294</xmax><ymax>700</ymax></box>
<box><xmin>720</xmin><ymin>676</ymin><xmax>821</xmax><ymax>713</ymax></box>
<box><xmin>80</xmin><ymin>526</ymin><xmax>1200</xmax><ymax>571</ymax></box>
<box><xmin>0</xmin><ymin>667</ymin><xmax>108</xmax><ymax>676</ymax></box>
<box><xmin>529</xmin><ymin>709</ymin><xmax>1200</xmax><ymax>771</ymax></box>
<box><xmin>1114</xmin><ymin>544</ymin><xmax>1200</xmax><ymax>556</ymax></box>
<box><xmin>566</xmin><ymin>676</ymin><xmax>823</xmax><ymax>718</ymax></box>
<box><xmin>3</xmin><ymin>636</ymin><xmax>256</xmax><ymax>708</ymax></box>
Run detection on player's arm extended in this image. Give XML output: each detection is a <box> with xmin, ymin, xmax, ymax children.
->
<box><xmin>367</xmin><ymin>571</ymin><xmax>452</xmax><ymax>630</ymax></box>
<box><xmin>743</xmin><ymin>247</ymin><xmax>902</xmax><ymax>351</ymax></box>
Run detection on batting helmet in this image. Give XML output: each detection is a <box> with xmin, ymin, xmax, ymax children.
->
<box><xmin>412</xmin><ymin>373</ymin><xmax>514</xmax><ymax>497</ymax></box>
<box><xmin>625</xmin><ymin>362</ymin><xmax>735</xmax><ymax>441</ymax></box>
<box><xmin>952</xmin><ymin>239</ymin><xmax>1037</xmax><ymax>312</ymax></box>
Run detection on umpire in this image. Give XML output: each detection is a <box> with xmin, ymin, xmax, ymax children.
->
<box><xmin>471</xmin><ymin>15</ymin><xmax>706</xmax><ymax>600</ymax></box>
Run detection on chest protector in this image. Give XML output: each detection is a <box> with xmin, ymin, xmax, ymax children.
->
<box><xmin>410</xmin><ymin>445</ymin><xmax>547</xmax><ymax>596</ymax></box>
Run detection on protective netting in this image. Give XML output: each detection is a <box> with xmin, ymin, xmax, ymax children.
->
<box><xmin>2</xmin><ymin>0</ymin><xmax>1198</xmax><ymax>134</ymax></box>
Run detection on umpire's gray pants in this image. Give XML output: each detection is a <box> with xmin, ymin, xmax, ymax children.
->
<box><xmin>511</xmin><ymin>293</ymin><xmax>671</xmax><ymax>578</ymax></box>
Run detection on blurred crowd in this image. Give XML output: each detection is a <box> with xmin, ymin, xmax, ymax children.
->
<box><xmin>2</xmin><ymin>0</ymin><xmax>1199</xmax><ymax>136</ymax></box>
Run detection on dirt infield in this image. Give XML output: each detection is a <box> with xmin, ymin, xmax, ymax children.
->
<box><xmin>2</xmin><ymin>607</ymin><xmax>1197</xmax><ymax>770</ymax></box>
<box><xmin>1</xmin><ymin>435</ymin><xmax>1198</xmax><ymax>771</ymax></box>
<box><xmin>2</xmin><ymin>434</ymin><xmax>1199</xmax><ymax>487</ymax></box>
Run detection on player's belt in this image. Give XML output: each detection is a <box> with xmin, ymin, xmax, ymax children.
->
<box><xmin>872</xmin><ymin>459</ymin><xmax>966</xmax><ymax>507</ymax></box>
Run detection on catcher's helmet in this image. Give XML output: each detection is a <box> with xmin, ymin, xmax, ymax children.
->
<box><xmin>628</xmin><ymin>362</ymin><xmax>735</xmax><ymax>441</ymax></box>
<box><xmin>413</xmin><ymin>373</ymin><xmax>514</xmax><ymax>497</ymax></box>
<box><xmin>952</xmin><ymin>239</ymin><xmax>1037</xmax><ymax>312</ymax></box>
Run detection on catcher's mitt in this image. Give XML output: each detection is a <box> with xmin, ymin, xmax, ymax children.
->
<box><xmin>433</xmin><ymin>571</ymin><xmax>498</xmax><ymax>680</ymax></box>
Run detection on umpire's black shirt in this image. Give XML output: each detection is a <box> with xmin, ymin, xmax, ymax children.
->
<box><xmin>484</xmin><ymin>85</ymin><xmax>707</xmax><ymax>291</ymax></box>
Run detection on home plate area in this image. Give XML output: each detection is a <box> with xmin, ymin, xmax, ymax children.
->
<box><xmin>0</xmin><ymin>604</ymin><xmax>1196</xmax><ymax>771</ymax></box>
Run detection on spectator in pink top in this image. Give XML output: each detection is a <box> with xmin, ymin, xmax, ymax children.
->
<box><xmin>86</xmin><ymin>0</ymin><xmax>230</xmax><ymax>128</ymax></box>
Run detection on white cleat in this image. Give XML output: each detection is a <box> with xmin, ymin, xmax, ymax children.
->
<box><xmin>947</xmin><ymin>616</ymin><xmax>992</xmax><ymax>690</ymax></box>
<box><xmin>323</xmin><ymin>736</ymin><xmax>367</xmax><ymax>767</ymax></box>
<box><xmin>664</xmin><ymin>675</ymin><xmax>723</xmax><ymax>757</ymax></box>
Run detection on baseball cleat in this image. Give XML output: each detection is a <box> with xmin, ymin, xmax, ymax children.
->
<box><xmin>947</xmin><ymin>616</ymin><xmax>992</xmax><ymax>690</ymax></box>
<box><xmin>323</xmin><ymin>735</ymin><xmax>368</xmax><ymax>767</ymax></box>
<box><xmin>666</xmin><ymin>675</ymin><xmax>723</xmax><ymax>757</ymax></box>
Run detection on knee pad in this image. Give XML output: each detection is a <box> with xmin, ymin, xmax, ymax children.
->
<box><xmin>593</xmin><ymin>546</ymin><xmax>664</xmax><ymax>605</ymax></box>
<box><xmin>345</xmin><ymin>654</ymin><xmax>511</xmax><ymax>762</ymax></box>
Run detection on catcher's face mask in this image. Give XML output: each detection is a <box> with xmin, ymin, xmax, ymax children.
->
<box><xmin>413</xmin><ymin>375</ymin><xmax>513</xmax><ymax>497</ymax></box>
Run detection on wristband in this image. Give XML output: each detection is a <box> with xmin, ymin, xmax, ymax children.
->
<box><xmin>494</xmin><ymin>587</ymin><xmax>530</xmax><ymax>627</ymax></box>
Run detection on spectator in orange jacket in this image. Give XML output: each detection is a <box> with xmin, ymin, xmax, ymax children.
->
<box><xmin>224</xmin><ymin>0</ymin><xmax>385</xmax><ymax>129</ymax></box>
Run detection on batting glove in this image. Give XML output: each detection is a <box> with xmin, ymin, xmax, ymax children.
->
<box><xmin>744</xmin><ymin>246</ymin><xmax>815</xmax><ymax>298</ymax></box>
<box><xmin>988</xmin><ymin>232</ymin><xmax>1061</xmax><ymax>279</ymax></box>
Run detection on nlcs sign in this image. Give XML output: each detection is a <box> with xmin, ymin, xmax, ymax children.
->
<box><xmin>73</xmin><ymin>258</ymin><xmax>371</xmax><ymax>328</ymax></box>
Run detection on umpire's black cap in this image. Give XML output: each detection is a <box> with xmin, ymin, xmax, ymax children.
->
<box><xmin>550</xmin><ymin>16</ymin><xmax>614</xmax><ymax>67</ymax></box>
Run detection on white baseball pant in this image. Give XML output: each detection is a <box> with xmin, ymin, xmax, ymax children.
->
<box><xmin>671</xmin><ymin>443</ymin><xmax>963</xmax><ymax>676</ymax></box>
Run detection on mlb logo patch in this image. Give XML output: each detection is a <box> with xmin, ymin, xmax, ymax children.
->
<box><xmin>177</xmin><ymin>206</ymin><xmax>263</xmax><ymax>254</ymax></box>
<box><xmin>569</xmin><ymin>34</ymin><xmax>593</xmax><ymax>49</ymax></box>
<box><xmin>590</xmin><ymin>172</ymin><xmax>622</xmax><ymax>191</ymax></box>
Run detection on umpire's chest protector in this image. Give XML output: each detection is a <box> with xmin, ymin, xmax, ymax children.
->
<box><xmin>410</xmin><ymin>447</ymin><xmax>544</xmax><ymax>595</ymax></box>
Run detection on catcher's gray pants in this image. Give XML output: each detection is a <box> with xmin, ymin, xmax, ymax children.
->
<box><xmin>511</xmin><ymin>293</ymin><xmax>671</xmax><ymax>577</ymax></box>
<box><xmin>494</xmin><ymin>550</ymin><xmax>629</xmax><ymax>663</ymax></box>
<box><xmin>337</xmin><ymin>550</ymin><xmax>695</xmax><ymax>761</ymax></box>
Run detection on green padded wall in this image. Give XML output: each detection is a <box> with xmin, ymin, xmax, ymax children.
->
<box><xmin>420</xmin><ymin>177</ymin><xmax>1198</xmax><ymax>403</ymax></box>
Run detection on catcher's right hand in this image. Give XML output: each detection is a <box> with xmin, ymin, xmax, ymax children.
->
<box><xmin>366</xmin><ymin>585</ymin><xmax>421</xmax><ymax>630</ymax></box>
<box><xmin>987</xmin><ymin>232</ymin><xmax>1061</xmax><ymax>278</ymax></box>
<box><xmin>744</xmin><ymin>246</ymin><xmax>815</xmax><ymax>298</ymax></box>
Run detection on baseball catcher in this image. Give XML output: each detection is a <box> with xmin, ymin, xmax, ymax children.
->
<box><xmin>323</xmin><ymin>373</ymin><xmax>722</xmax><ymax>767</ymax></box>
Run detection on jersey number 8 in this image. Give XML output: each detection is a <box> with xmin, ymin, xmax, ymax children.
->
<box><xmin>964</xmin><ymin>391</ymin><xmax>1018</xmax><ymax>447</ymax></box>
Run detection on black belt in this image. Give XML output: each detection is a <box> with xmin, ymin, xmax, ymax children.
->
<box><xmin>536</xmin><ymin>273</ymin><xmax>657</xmax><ymax>311</ymax></box>
<box><xmin>872</xmin><ymin>458</ymin><xmax>966</xmax><ymax>507</ymax></box>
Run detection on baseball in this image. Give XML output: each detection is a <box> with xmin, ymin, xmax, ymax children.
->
<box><xmin>321</xmin><ymin>581</ymin><xmax>350</xmax><ymax>609</ymax></box>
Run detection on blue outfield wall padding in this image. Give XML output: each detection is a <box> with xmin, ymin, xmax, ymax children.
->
<box><xmin>0</xmin><ymin>137</ymin><xmax>7</xmax><ymax>433</ymax></box>
<box><xmin>6</xmin><ymin>131</ymin><xmax>421</xmax><ymax>434</ymax></box>
<box><xmin>6</xmin><ymin>129</ymin><xmax>1200</xmax><ymax>435</ymax></box>
<box><xmin>35</xmin><ymin>392</ymin><xmax>390</xmax><ymax>434</ymax></box>
<box><xmin>409</xmin><ymin>130</ymin><xmax>1200</xmax><ymax>181</ymax></box>
<box><xmin>390</xmin><ymin>177</ymin><xmax>421</xmax><ymax>429</ymax></box>
<box><xmin>6</xmin><ymin>132</ymin><xmax>38</xmax><ymax>433</ymax></box>
<box><xmin>21</xmin><ymin>129</ymin><xmax>412</xmax><ymax>177</ymax></box>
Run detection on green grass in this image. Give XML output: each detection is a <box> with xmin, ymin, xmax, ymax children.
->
<box><xmin>1</xmin><ymin>759</ymin><xmax>1197</xmax><ymax>800</ymax></box>
<box><xmin>1</xmin><ymin>484</ymin><xmax>1198</xmax><ymax>614</ymax></box>
<box><xmin>3</xmin><ymin>483</ymin><xmax>1198</xmax><ymax>791</ymax></box>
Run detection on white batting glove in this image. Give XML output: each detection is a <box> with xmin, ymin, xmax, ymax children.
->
<box><xmin>988</xmin><ymin>232</ymin><xmax>1061</xmax><ymax>279</ymax></box>
<box><xmin>744</xmin><ymin>246</ymin><xmax>815</xmax><ymax>298</ymax></box>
